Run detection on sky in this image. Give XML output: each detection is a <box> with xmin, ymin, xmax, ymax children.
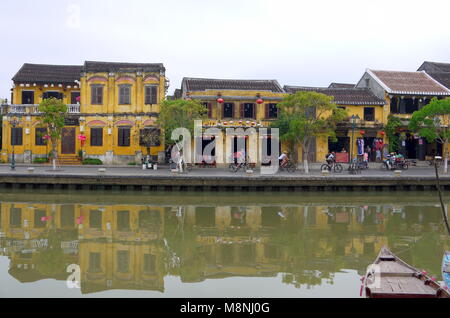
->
<box><xmin>0</xmin><ymin>0</ymin><xmax>449</xmax><ymax>99</ymax></box>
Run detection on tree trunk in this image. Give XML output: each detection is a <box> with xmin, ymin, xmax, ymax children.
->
<box><xmin>303</xmin><ymin>140</ymin><xmax>310</xmax><ymax>174</ymax></box>
<box><xmin>444</xmin><ymin>139</ymin><xmax>448</xmax><ymax>174</ymax></box>
<box><xmin>52</xmin><ymin>141</ymin><xmax>57</xmax><ymax>171</ymax></box>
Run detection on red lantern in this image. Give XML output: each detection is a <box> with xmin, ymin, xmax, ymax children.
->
<box><xmin>380</xmin><ymin>131</ymin><xmax>386</xmax><ymax>136</ymax></box>
<box><xmin>360</xmin><ymin>130</ymin><xmax>365</xmax><ymax>135</ymax></box>
<box><xmin>217</xmin><ymin>98</ymin><xmax>224</xmax><ymax>104</ymax></box>
<box><xmin>256</xmin><ymin>98</ymin><xmax>264</xmax><ymax>104</ymax></box>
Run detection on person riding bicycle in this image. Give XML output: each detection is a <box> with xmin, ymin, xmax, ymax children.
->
<box><xmin>235</xmin><ymin>149</ymin><xmax>246</xmax><ymax>169</ymax></box>
<box><xmin>326</xmin><ymin>152</ymin><xmax>336</xmax><ymax>166</ymax></box>
<box><xmin>279</xmin><ymin>152</ymin><xmax>289</xmax><ymax>168</ymax></box>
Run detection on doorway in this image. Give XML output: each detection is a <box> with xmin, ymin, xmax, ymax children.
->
<box><xmin>61</xmin><ymin>127</ymin><xmax>76</xmax><ymax>154</ymax></box>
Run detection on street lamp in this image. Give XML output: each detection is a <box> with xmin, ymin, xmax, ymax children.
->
<box><xmin>10</xmin><ymin>116</ymin><xmax>20</xmax><ymax>171</ymax></box>
<box><xmin>350</xmin><ymin>114</ymin><xmax>360</xmax><ymax>164</ymax></box>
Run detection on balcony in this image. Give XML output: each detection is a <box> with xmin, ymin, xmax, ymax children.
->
<box><xmin>1</xmin><ymin>104</ymin><xmax>80</xmax><ymax>115</ymax></box>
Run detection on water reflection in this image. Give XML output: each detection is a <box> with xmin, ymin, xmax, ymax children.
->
<box><xmin>0</xmin><ymin>191</ymin><xmax>449</xmax><ymax>296</ymax></box>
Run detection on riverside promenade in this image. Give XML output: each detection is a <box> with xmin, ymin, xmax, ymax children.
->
<box><xmin>0</xmin><ymin>163</ymin><xmax>449</xmax><ymax>192</ymax></box>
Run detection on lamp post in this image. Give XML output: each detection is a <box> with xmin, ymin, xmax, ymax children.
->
<box><xmin>10</xmin><ymin>116</ymin><xmax>19</xmax><ymax>171</ymax></box>
<box><xmin>350</xmin><ymin>114</ymin><xmax>360</xmax><ymax>163</ymax></box>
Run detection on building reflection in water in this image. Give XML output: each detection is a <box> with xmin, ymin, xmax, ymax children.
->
<box><xmin>0</xmin><ymin>199</ymin><xmax>449</xmax><ymax>294</ymax></box>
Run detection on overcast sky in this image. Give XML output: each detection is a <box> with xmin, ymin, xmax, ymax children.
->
<box><xmin>1</xmin><ymin>0</ymin><xmax>449</xmax><ymax>99</ymax></box>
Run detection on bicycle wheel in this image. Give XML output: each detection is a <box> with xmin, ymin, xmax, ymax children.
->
<box><xmin>380</xmin><ymin>163</ymin><xmax>388</xmax><ymax>170</ymax></box>
<box><xmin>321</xmin><ymin>164</ymin><xmax>331</xmax><ymax>172</ymax></box>
<box><xmin>287</xmin><ymin>163</ymin><xmax>296</xmax><ymax>173</ymax></box>
<box><xmin>229</xmin><ymin>164</ymin><xmax>236</xmax><ymax>172</ymax></box>
<box><xmin>402</xmin><ymin>162</ymin><xmax>409</xmax><ymax>170</ymax></box>
<box><xmin>334</xmin><ymin>164</ymin><xmax>343</xmax><ymax>173</ymax></box>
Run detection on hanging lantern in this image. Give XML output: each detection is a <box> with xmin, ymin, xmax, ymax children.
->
<box><xmin>217</xmin><ymin>98</ymin><xmax>224</xmax><ymax>104</ymax></box>
<box><xmin>256</xmin><ymin>98</ymin><xmax>264</xmax><ymax>105</ymax></box>
<box><xmin>360</xmin><ymin>130</ymin><xmax>365</xmax><ymax>135</ymax></box>
<box><xmin>380</xmin><ymin>131</ymin><xmax>386</xmax><ymax>136</ymax></box>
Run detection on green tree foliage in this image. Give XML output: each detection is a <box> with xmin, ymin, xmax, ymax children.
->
<box><xmin>38</xmin><ymin>98</ymin><xmax>68</xmax><ymax>170</ymax></box>
<box><xmin>158</xmin><ymin>99</ymin><xmax>207</xmax><ymax>146</ymax></box>
<box><xmin>409</xmin><ymin>97</ymin><xmax>450</xmax><ymax>172</ymax></box>
<box><xmin>272</xmin><ymin>91</ymin><xmax>347</xmax><ymax>173</ymax></box>
<box><xmin>385</xmin><ymin>115</ymin><xmax>402</xmax><ymax>153</ymax></box>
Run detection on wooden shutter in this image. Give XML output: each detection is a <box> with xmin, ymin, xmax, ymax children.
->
<box><xmin>35</xmin><ymin>128</ymin><xmax>46</xmax><ymax>146</ymax></box>
<box><xmin>91</xmin><ymin>128</ymin><xmax>103</xmax><ymax>146</ymax></box>
<box><xmin>252</xmin><ymin>103</ymin><xmax>256</xmax><ymax>118</ymax></box>
<box><xmin>118</xmin><ymin>128</ymin><xmax>124</xmax><ymax>146</ymax></box>
<box><xmin>208</xmin><ymin>103</ymin><xmax>212</xmax><ymax>118</ymax></box>
<box><xmin>145</xmin><ymin>87</ymin><xmax>150</xmax><ymax>104</ymax></box>
<box><xmin>11</xmin><ymin>128</ymin><xmax>23</xmax><ymax>146</ymax></box>
<box><xmin>151</xmin><ymin>86</ymin><xmax>157</xmax><ymax>104</ymax></box>
<box><xmin>265</xmin><ymin>104</ymin><xmax>269</xmax><ymax>119</ymax></box>
<box><xmin>119</xmin><ymin>128</ymin><xmax>130</xmax><ymax>146</ymax></box>
<box><xmin>240</xmin><ymin>104</ymin><xmax>245</xmax><ymax>118</ymax></box>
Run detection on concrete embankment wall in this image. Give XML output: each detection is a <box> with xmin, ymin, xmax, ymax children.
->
<box><xmin>1</xmin><ymin>173</ymin><xmax>449</xmax><ymax>192</ymax></box>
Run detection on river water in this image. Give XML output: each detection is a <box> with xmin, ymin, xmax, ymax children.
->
<box><xmin>0</xmin><ymin>189</ymin><xmax>449</xmax><ymax>298</ymax></box>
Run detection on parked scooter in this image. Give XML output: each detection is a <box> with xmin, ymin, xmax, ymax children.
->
<box><xmin>380</xmin><ymin>154</ymin><xmax>409</xmax><ymax>170</ymax></box>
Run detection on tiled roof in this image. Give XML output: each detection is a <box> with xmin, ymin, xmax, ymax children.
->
<box><xmin>368</xmin><ymin>70</ymin><xmax>449</xmax><ymax>95</ymax></box>
<box><xmin>425</xmin><ymin>72</ymin><xmax>450</xmax><ymax>89</ymax></box>
<box><xmin>283</xmin><ymin>86</ymin><xmax>386</xmax><ymax>105</ymax></box>
<box><xmin>182</xmin><ymin>77</ymin><xmax>284</xmax><ymax>93</ymax></box>
<box><xmin>418</xmin><ymin>61</ymin><xmax>450</xmax><ymax>73</ymax></box>
<box><xmin>12</xmin><ymin>63</ymin><xmax>83</xmax><ymax>84</ymax></box>
<box><xmin>328</xmin><ymin>83</ymin><xmax>355</xmax><ymax>89</ymax></box>
<box><xmin>84</xmin><ymin>61</ymin><xmax>165</xmax><ymax>73</ymax></box>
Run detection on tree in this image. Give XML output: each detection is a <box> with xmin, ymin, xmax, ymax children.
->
<box><xmin>139</xmin><ymin>128</ymin><xmax>161</xmax><ymax>158</ymax></box>
<box><xmin>272</xmin><ymin>91</ymin><xmax>347</xmax><ymax>174</ymax></box>
<box><xmin>38</xmin><ymin>98</ymin><xmax>68</xmax><ymax>170</ymax></box>
<box><xmin>409</xmin><ymin>97</ymin><xmax>450</xmax><ymax>173</ymax></box>
<box><xmin>385</xmin><ymin>115</ymin><xmax>402</xmax><ymax>153</ymax></box>
<box><xmin>158</xmin><ymin>99</ymin><xmax>207</xmax><ymax>147</ymax></box>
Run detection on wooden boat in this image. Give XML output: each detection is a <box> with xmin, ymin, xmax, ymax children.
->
<box><xmin>443</xmin><ymin>251</ymin><xmax>450</xmax><ymax>291</ymax></box>
<box><xmin>363</xmin><ymin>247</ymin><xmax>450</xmax><ymax>298</ymax></box>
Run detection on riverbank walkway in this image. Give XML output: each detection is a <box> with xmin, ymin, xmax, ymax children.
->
<box><xmin>0</xmin><ymin>163</ymin><xmax>444</xmax><ymax>178</ymax></box>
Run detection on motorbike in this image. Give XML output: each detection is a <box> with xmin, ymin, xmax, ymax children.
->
<box><xmin>380</xmin><ymin>156</ymin><xmax>408</xmax><ymax>170</ymax></box>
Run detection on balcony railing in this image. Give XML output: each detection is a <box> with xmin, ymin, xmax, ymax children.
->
<box><xmin>1</xmin><ymin>104</ymin><xmax>80</xmax><ymax>115</ymax></box>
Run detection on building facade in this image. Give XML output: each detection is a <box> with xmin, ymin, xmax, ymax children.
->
<box><xmin>356</xmin><ymin>69</ymin><xmax>450</xmax><ymax>160</ymax></box>
<box><xmin>1</xmin><ymin>61</ymin><xmax>167</xmax><ymax>165</ymax></box>
<box><xmin>180</xmin><ymin>78</ymin><xmax>286</xmax><ymax>166</ymax></box>
<box><xmin>284</xmin><ymin>86</ymin><xmax>387</xmax><ymax>162</ymax></box>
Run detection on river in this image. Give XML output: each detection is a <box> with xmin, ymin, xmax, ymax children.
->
<box><xmin>0</xmin><ymin>189</ymin><xmax>449</xmax><ymax>298</ymax></box>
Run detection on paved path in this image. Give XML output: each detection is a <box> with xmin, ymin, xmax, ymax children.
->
<box><xmin>0</xmin><ymin>163</ymin><xmax>444</xmax><ymax>178</ymax></box>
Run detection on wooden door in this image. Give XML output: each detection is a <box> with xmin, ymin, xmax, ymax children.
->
<box><xmin>61</xmin><ymin>127</ymin><xmax>76</xmax><ymax>154</ymax></box>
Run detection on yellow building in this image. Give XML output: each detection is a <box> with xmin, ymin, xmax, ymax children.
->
<box><xmin>179</xmin><ymin>77</ymin><xmax>287</xmax><ymax>166</ymax></box>
<box><xmin>284</xmin><ymin>85</ymin><xmax>387</xmax><ymax>162</ymax></box>
<box><xmin>179</xmin><ymin>78</ymin><xmax>388</xmax><ymax>164</ymax></box>
<box><xmin>356</xmin><ymin>69</ymin><xmax>450</xmax><ymax>160</ymax></box>
<box><xmin>1</xmin><ymin>61</ymin><xmax>167</xmax><ymax>164</ymax></box>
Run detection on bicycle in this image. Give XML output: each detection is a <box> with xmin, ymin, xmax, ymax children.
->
<box><xmin>279</xmin><ymin>161</ymin><xmax>297</xmax><ymax>173</ymax></box>
<box><xmin>230</xmin><ymin>162</ymin><xmax>251</xmax><ymax>173</ymax></box>
<box><xmin>321</xmin><ymin>161</ymin><xmax>343</xmax><ymax>173</ymax></box>
<box><xmin>348</xmin><ymin>159</ymin><xmax>362</xmax><ymax>175</ymax></box>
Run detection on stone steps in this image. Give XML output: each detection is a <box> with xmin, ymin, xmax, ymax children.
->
<box><xmin>57</xmin><ymin>156</ymin><xmax>82</xmax><ymax>165</ymax></box>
